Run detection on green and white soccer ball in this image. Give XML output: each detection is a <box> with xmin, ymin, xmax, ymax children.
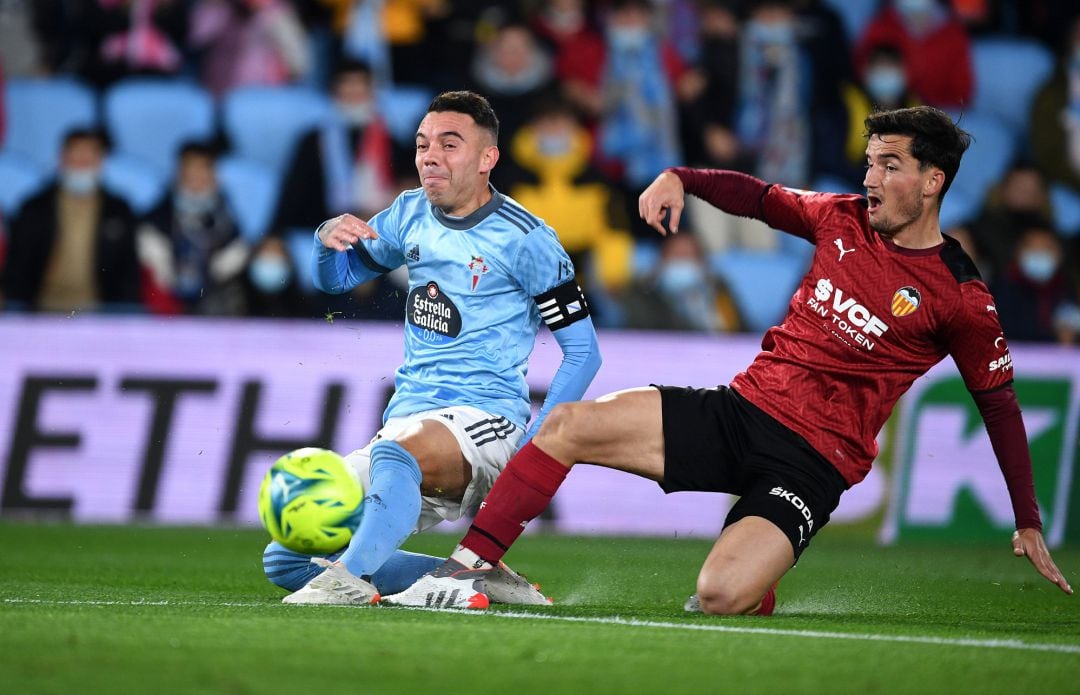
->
<box><xmin>257</xmin><ymin>447</ymin><xmax>364</xmax><ymax>554</ymax></box>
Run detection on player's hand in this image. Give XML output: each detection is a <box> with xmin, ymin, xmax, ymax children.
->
<box><xmin>638</xmin><ymin>171</ymin><xmax>685</xmax><ymax>236</ymax></box>
<box><xmin>1012</xmin><ymin>528</ymin><xmax>1072</xmax><ymax>595</ymax></box>
<box><xmin>318</xmin><ymin>214</ymin><xmax>379</xmax><ymax>252</ymax></box>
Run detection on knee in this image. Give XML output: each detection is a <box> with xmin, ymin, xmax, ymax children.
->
<box><xmin>696</xmin><ymin>577</ymin><xmax>759</xmax><ymax>616</ymax></box>
<box><xmin>535</xmin><ymin>401</ymin><xmax>590</xmax><ymax>448</ymax></box>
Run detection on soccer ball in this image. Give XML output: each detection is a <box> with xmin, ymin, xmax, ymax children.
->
<box><xmin>257</xmin><ymin>447</ymin><xmax>364</xmax><ymax>554</ymax></box>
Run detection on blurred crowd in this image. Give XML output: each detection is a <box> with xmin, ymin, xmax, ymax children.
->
<box><xmin>0</xmin><ymin>0</ymin><xmax>1079</xmax><ymax>344</ymax></box>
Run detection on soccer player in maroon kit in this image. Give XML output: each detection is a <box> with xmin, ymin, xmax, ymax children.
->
<box><xmin>386</xmin><ymin>106</ymin><xmax>1072</xmax><ymax>613</ymax></box>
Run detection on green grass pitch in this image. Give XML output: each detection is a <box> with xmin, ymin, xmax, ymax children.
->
<box><xmin>1</xmin><ymin>522</ymin><xmax>1077</xmax><ymax>694</ymax></box>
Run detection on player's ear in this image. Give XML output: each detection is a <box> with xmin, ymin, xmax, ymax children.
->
<box><xmin>924</xmin><ymin>168</ymin><xmax>945</xmax><ymax>198</ymax></box>
<box><xmin>479</xmin><ymin>144</ymin><xmax>499</xmax><ymax>174</ymax></box>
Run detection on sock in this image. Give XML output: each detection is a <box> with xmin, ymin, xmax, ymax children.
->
<box><xmin>262</xmin><ymin>542</ymin><xmax>441</xmax><ymax>593</ymax></box>
<box><xmin>262</xmin><ymin>541</ymin><xmax>343</xmax><ymax>591</ymax></box>
<box><xmin>459</xmin><ymin>441</ymin><xmax>569</xmax><ymax>564</ymax></box>
<box><xmin>339</xmin><ymin>440</ymin><xmax>423</xmax><ymax>578</ymax></box>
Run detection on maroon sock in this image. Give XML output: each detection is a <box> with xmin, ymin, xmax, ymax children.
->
<box><xmin>461</xmin><ymin>441</ymin><xmax>570</xmax><ymax>564</ymax></box>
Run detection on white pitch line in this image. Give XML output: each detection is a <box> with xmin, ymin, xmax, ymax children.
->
<box><xmin>4</xmin><ymin>598</ymin><xmax>1079</xmax><ymax>655</ymax></box>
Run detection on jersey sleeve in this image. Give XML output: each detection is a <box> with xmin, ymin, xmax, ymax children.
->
<box><xmin>761</xmin><ymin>186</ymin><xmax>866</xmax><ymax>245</ymax></box>
<box><xmin>515</xmin><ymin>225</ymin><xmax>591</xmax><ymax>331</ymax></box>
<box><xmin>354</xmin><ymin>197</ymin><xmax>407</xmax><ymax>272</ymax></box>
<box><xmin>941</xmin><ymin>280</ymin><xmax>1014</xmax><ymax>393</ymax></box>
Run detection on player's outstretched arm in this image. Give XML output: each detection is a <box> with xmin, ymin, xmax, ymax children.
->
<box><xmin>638</xmin><ymin>171</ymin><xmax>685</xmax><ymax>236</ymax></box>
<box><xmin>1012</xmin><ymin>528</ymin><xmax>1073</xmax><ymax>595</ymax></box>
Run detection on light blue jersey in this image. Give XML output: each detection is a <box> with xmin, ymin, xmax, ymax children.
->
<box><xmin>314</xmin><ymin>186</ymin><xmax>589</xmax><ymax>430</ymax></box>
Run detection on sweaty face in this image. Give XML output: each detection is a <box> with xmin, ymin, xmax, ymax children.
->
<box><xmin>415</xmin><ymin>111</ymin><xmax>497</xmax><ymax>216</ymax></box>
<box><xmin>863</xmin><ymin>134</ymin><xmax>931</xmax><ymax>238</ymax></box>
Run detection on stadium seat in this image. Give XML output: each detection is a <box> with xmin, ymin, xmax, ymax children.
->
<box><xmin>938</xmin><ymin>187</ymin><xmax>979</xmax><ymax>231</ymax></box>
<box><xmin>285</xmin><ymin>228</ymin><xmax>317</xmax><ymax>292</ymax></box>
<box><xmin>222</xmin><ymin>86</ymin><xmax>332</xmax><ymax>177</ymax></box>
<box><xmin>0</xmin><ymin>152</ymin><xmax>48</xmax><ymax>217</ymax></box>
<box><xmin>1050</xmin><ymin>183</ymin><xmax>1080</xmax><ymax>238</ymax></box>
<box><xmin>971</xmin><ymin>37</ymin><xmax>1054</xmax><ymax>141</ymax></box>
<box><xmin>947</xmin><ymin>111</ymin><xmax>1015</xmax><ymax>214</ymax></box>
<box><xmin>217</xmin><ymin>155</ymin><xmax>279</xmax><ymax>242</ymax></box>
<box><xmin>2</xmin><ymin>78</ymin><xmax>97</xmax><ymax>173</ymax></box>
<box><xmin>709</xmin><ymin>249</ymin><xmax>807</xmax><ymax>332</ymax></box>
<box><xmin>103</xmin><ymin>79</ymin><xmax>216</xmax><ymax>179</ymax></box>
<box><xmin>102</xmin><ymin>154</ymin><xmax>167</xmax><ymax>215</ymax></box>
<box><xmin>377</xmin><ymin>84</ymin><xmax>435</xmax><ymax>145</ymax></box>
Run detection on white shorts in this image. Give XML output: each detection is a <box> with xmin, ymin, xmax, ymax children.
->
<box><xmin>342</xmin><ymin>406</ymin><xmax>524</xmax><ymax>533</ymax></box>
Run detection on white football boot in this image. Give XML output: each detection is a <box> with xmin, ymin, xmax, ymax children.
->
<box><xmin>282</xmin><ymin>557</ymin><xmax>381</xmax><ymax>606</ymax></box>
<box><xmin>486</xmin><ymin>562</ymin><xmax>553</xmax><ymax>606</ymax></box>
<box><xmin>382</xmin><ymin>558</ymin><xmax>491</xmax><ymax>609</ymax></box>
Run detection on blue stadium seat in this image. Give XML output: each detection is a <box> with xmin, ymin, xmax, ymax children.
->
<box><xmin>971</xmin><ymin>37</ymin><xmax>1054</xmax><ymax>141</ymax></box>
<box><xmin>0</xmin><ymin>152</ymin><xmax>48</xmax><ymax>217</ymax></box>
<box><xmin>709</xmin><ymin>249</ymin><xmax>807</xmax><ymax>332</ymax></box>
<box><xmin>217</xmin><ymin>155</ymin><xmax>279</xmax><ymax>242</ymax></box>
<box><xmin>948</xmin><ymin>111</ymin><xmax>1015</xmax><ymax>213</ymax></box>
<box><xmin>222</xmin><ymin>86</ymin><xmax>331</xmax><ymax>177</ymax></box>
<box><xmin>103</xmin><ymin>79</ymin><xmax>216</xmax><ymax>179</ymax></box>
<box><xmin>2</xmin><ymin>78</ymin><xmax>97</xmax><ymax>173</ymax></box>
<box><xmin>1050</xmin><ymin>183</ymin><xmax>1080</xmax><ymax>238</ymax></box>
<box><xmin>938</xmin><ymin>187</ymin><xmax>979</xmax><ymax>231</ymax></box>
<box><xmin>102</xmin><ymin>154</ymin><xmax>167</xmax><ymax>214</ymax></box>
<box><xmin>377</xmin><ymin>84</ymin><xmax>435</xmax><ymax>145</ymax></box>
<box><xmin>285</xmin><ymin>227</ymin><xmax>317</xmax><ymax>292</ymax></box>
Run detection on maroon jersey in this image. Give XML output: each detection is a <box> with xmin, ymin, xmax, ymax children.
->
<box><xmin>691</xmin><ymin>181</ymin><xmax>1012</xmax><ymax>487</ymax></box>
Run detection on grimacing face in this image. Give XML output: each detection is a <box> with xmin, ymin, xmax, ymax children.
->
<box><xmin>863</xmin><ymin>133</ymin><xmax>936</xmax><ymax>238</ymax></box>
<box><xmin>414</xmin><ymin>110</ymin><xmax>499</xmax><ymax>216</ymax></box>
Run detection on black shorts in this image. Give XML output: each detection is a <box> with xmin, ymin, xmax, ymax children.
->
<box><xmin>656</xmin><ymin>384</ymin><xmax>848</xmax><ymax>561</ymax></box>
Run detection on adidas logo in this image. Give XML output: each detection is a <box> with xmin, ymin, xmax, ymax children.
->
<box><xmin>406</xmin><ymin>245</ymin><xmax>421</xmax><ymax>262</ymax></box>
<box><xmin>425</xmin><ymin>589</ymin><xmax>460</xmax><ymax>608</ymax></box>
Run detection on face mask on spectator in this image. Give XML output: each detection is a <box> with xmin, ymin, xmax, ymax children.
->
<box><xmin>537</xmin><ymin>133</ymin><xmax>573</xmax><ymax>157</ymax></box>
<box><xmin>608</xmin><ymin>26</ymin><xmax>649</xmax><ymax>52</ymax></box>
<box><xmin>1019</xmin><ymin>249</ymin><xmax>1059</xmax><ymax>283</ymax></box>
<box><xmin>866</xmin><ymin>66</ymin><xmax>906</xmax><ymax>103</ymax></box>
<box><xmin>658</xmin><ymin>260</ymin><xmax>706</xmax><ymax>296</ymax></box>
<box><xmin>175</xmin><ymin>190</ymin><xmax>217</xmax><ymax>216</ymax></box>
<box><xmin>61</xmin><ymin>168</ymin><xmax>100</xmax><ymax>196</ymax></box>
<box><xmin>249</xmin><ymin>257</ymin><xmax>292</xmax><ymax>294</ymax></box>
<box><xmin>338</xmin><ymin>102</ymin><xmax>375</xmax><ymax>127</ymax></box>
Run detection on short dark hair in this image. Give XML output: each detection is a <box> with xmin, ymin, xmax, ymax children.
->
<box><xmin>178</xmin><ymin>140</ymin><xmax>219</xmax><ymax>161</ymax></box>
<box><xmin>864</xmin><ymin>106</ymin><xmax>971</xmax><ymax>200</ymax></box>
<box><xmin>427</xmin><ymin>91</ymin><xmax>500</xmax><ymax>141</ymax></box>
<box><xmin>62</xmin><ymin>127</ymin><xmax>109</xmax><ymax>151</ymax></box>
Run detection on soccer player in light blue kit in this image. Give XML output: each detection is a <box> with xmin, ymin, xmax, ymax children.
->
<box><xmin>267</xmin><ymin>91</ymin><xmax>601</xmax><ymax>606</ymax></box>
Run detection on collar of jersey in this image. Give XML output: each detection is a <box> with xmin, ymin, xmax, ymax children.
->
<box><xmin>430</xmin><ymin>184</ymin><xmax>504</xmax><ymax>230</ymax></box>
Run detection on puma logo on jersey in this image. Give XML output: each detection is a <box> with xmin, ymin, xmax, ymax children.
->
<box><xmin>833</xmin><ymin>238</ymin><xmax>855</xmax><ymax>262</ymax></box>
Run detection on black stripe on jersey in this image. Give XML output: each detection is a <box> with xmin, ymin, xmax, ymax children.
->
<box><xmin>495</xmin><ymin>208</ymin><xmax>531</xmax><ymax>234</ymax></box>
<box><xmin>534</xmin><ymin>279</ymin><xmax>589</xmax><ymax>331</ymax></box>
<box><xmin>501</xmin><ymin>201</ymin><xmax>540</xmax><ymax>228</ymax></box>
<box><xmin>940</xmin><ymin>235</ymin><xmax>982</xmax><ymax>283</ymax></box>
<box><xmin>352</xmin><ymin>241</ymin><xmax>393</xmax><ymax>274</ymax></box>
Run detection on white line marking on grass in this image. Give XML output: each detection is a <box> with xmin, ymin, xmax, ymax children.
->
<box><xmin>4</xmin><ymin>598</ymin><xmax>1078</xmax><ymax>655</ymax></box>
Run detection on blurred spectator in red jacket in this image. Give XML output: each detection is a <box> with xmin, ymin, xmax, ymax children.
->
<box><xmin>855</xmin><ymin>0</ymin><xmax>973</xmax><ymax>109</ymax></box>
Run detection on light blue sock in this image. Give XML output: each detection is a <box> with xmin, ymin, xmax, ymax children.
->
<box><xmin>262</xmin><ymin>542</ymin><xmax>442</xmax><ymax>593</ymax></box>
<box><xmin>338</xmin><ymin>440</ymin><xmax>423</xmax><ymax>579</ymax></box>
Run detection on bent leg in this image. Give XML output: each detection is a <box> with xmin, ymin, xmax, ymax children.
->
<box><xmin>459</xmin><ymin>388</ymin><xmax>666</xmax><ymax>565</ymax></box>
<box><xmin>337</xmin><ymin>418</ymin><xmax>468</xmax><ymax>580</ymax></box>
<box><xmin>535</xmin><ymin>386</ymin><xmax>666</xmax><ymax>479</ymax></box>
<box><xmin>696</xmin><ymin>517</ymin><xmax>793</xmax><ymax>615</ymax></box>
<box><xmin>262</xmin><ymin>542</ymin><xmax>442</xmax><ymax>594</ymax></box>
